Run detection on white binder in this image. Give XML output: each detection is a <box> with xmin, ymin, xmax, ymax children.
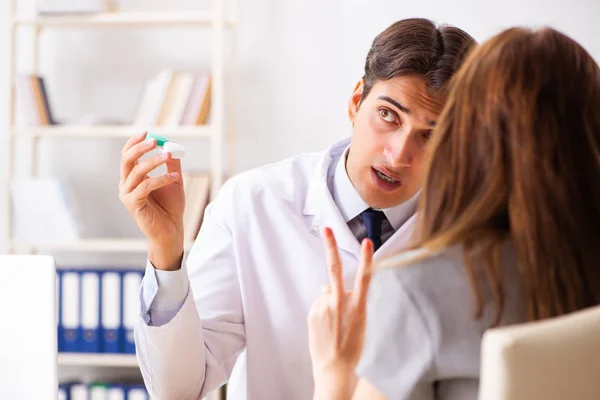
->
<box><xmin>107</xmin><ymin>385</ymin><xmax>126</xmax><ymax>400</ymax></box>
<box><xmin>61</xmin><ymin>271</ymin><xmax>80</xmax><ymax>351</ymax></box>
<box><xmin>101</xmin><ymin>272</ymin><xmax>122</xmax><ymax>352</ymax></box>
<box><xmin>123</xmin><ymin>271</ymin><xmax>143</xmax><ymax>353</ymax></box>
<box><xmin>81</xmin><ymin>271</ymin><xmax>100</xmax><ymax>351</ymax></box>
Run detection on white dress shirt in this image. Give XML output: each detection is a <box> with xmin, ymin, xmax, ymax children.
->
<box><xmin>330</xmin><ymin>146</ymin><xmax>419</xmax><ymax>245</ymax></box>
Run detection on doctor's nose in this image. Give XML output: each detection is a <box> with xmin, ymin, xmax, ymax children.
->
<box><xmin>383</xmin><ymin>135</ymin><xmax>414</xmax><ymax>169</ymax></box>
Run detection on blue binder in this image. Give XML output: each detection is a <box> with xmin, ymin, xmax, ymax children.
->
<box><xmin>61</xmin><ymin>270</ymin><xmax>80</xmax><ymax>352</ymax></box>
<box><xmin>80</xmin><ymin>270</ymin><xmax>101</xmax><ymax>353</ymax></box>
<box><xmin>58</xmin><ymin>383</ymin><xmax>70</xmax><ymax>400</ymax></box>
<box><xmin>122</xmin><ymin>270</ymin><xmax>143</xmax><ymax>354</ymax></box>
<box><xmin>57</xmin><ymin>270</ymin><xmax>64</xmax><ymax>352</ymax></box>
<box><xmin>101</xmin><ymin>271</ymin><xmax>123</xmax><ymax>353</ymax></box>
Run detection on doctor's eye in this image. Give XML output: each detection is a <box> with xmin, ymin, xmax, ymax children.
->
<box><xmin>379</xmin><ymin>108</ymin><xmax>397</xmax><ymax>124</ymax></box>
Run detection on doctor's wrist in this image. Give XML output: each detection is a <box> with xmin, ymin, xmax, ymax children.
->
<box><xmin>148</xmin><ymin>240</ymin><xmax>184</xmax><ymax>271</ymax></box>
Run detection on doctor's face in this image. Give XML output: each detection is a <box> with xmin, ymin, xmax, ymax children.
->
<box><xmin>346</xmin><ymin>75</ymin><xmax>444</xmax><ymax>209</ymax></box>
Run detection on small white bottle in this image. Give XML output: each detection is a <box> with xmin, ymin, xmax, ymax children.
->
<box><xmin>146</xmin><ymin>132</ymin><xmax>186</xmax><ymax>159</ymax></box>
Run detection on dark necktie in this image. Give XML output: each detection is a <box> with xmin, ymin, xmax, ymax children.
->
<box><xmin>361</xmin><ymin>208</ymin><xmax>386</xmax><ymax>251</ymax></box>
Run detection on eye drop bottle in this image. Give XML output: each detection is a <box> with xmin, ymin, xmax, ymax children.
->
<box><xmin>146</xmin><ymin>132</ymin><xmax>186</xmax><ymax>159</ymax></box>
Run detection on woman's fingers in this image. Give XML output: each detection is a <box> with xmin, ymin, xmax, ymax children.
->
<box><xmin>353</xmin><ymin>239</ymin><xmax>374</xmax><ymax>312</ymax></box>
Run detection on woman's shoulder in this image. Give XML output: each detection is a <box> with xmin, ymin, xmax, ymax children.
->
<box><xmin>375</xmin><ymin>241</ymin><xmax>516</xmax><ymax>283</ymax></box>
<box><xmin>372</xmin><ymin>241</ymin><xmax>520</xmax><ymax>322</ymax></box>
<box><xmin>375</xmin><ymin>244</ymin><xmax>467</xmax><ymax>284</ymax></box>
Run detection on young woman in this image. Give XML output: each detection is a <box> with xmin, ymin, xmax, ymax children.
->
<box><xmin>308</xmin><ymin>26</ymin><xmax>600</xmax><ymax>400</ymax></box>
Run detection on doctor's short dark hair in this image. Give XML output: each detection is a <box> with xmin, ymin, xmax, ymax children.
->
<box><xmin>361</xmin><ymin>18</ymin><xmax>476</xmax><ymax>100</ymax></box>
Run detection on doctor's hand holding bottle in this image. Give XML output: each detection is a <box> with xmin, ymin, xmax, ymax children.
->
<box><xmin>119</xmin><ymin>131</ymin><xmax>185</xmax><ymax>271</ymax></box>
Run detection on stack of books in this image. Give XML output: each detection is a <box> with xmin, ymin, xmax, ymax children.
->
<box><xmin>14</xmin><ymin>70</ymin><xmax>211</xmax><ymax>128</ymax></box>
<box><xmin>134</xmin><ymin>70</ymin><xmax>212</xmax><ymax>127</ymax></box>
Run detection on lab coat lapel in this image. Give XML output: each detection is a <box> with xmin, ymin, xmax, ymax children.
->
<box><xmin>303</xmin><ymin>138</ymin><xmax>361</xmax><ymax>259</ymax></box>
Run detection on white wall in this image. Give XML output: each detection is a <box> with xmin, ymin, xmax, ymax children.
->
<box><xmin>1</xmin><ymin>0</ymin><xmax>598</xmax><ymax>263</ymax></box>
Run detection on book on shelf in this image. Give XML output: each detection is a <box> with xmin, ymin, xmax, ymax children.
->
<box><xmin>133</xmin><ymin>70</ymin><xmax>211</xmax><ymax>128</ymax></box>
<box><xmin>13</xmin><ymin>69</ymin><xmax>211</xmax><ymax>130</ymax></box>
<box><xmin>15</xmin><ymin>74</ymin><xmax>57</xmax><ymax>126</ymax></box>
<box><xmin>182</xmin><ymin>171</ymin><xmax>212</xmax><ymax>243</ymax></box>
<box><xmin>10</xmin><ymin>178</ymin><xmax>82</xmax><ymax>243</ymax></box>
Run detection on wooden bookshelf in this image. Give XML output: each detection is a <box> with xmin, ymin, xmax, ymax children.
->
<box><xmin>58</xmin><ymin>353</ymin><xmax>139</xmax><ymax>368</ymax></box>
<box><xmin>5</xmin><ymin>2</ymin><xmax>237</xmax><ymax>399</ymax></box>
<box><xmin>10</xmin><ymin>124</ymin><xmax>212</xmax><ymax>138</ymax></box>
<box><xmin>13</xmin><ymin>11</ymin><xmax>236</xmax><ymax>29</ymax></box>
<box><xmin>10</xmin><ymin>238</ymin><xmax>196</xmax><ymax>253</ymax></box>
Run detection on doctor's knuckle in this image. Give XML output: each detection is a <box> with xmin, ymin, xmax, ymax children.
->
<box><xmin>124</xmin><ymin>148</ymin><xmax>136</xmax><ymax>162</ymax></box>
<box><xmin>138</xmin><ymin>180</ymin><xmax>150</xmax><ymax>193</ymax></box>
<box><xmin>121</xmin><ymin>196</ymin><xmax>132</xmax><ymax>210</ymax></box>
<box><xmin>121</xmin><ymin>143</ymin><xmax>130</xmax><ymax>155</ymax></box>
<box><xmin>129</xmin><ymin>163</ymin><xmax>139</xmax><ymax>177</ymax></box>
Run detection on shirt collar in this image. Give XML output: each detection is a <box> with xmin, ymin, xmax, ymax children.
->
<box><xmin>332</xmin><ymin>145</ymin><xmax>419</xmax><ymax>231</ymax></box>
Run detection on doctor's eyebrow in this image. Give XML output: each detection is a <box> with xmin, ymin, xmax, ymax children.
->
<box><xmin>378</xmin><ymin>96</ymin><xmax>410</xmax><ymax>114</ymax></box>
<box><xmin>378</xmin><ymin>95</ymin><xmax>436</xmax><ymax>126</ymax></box>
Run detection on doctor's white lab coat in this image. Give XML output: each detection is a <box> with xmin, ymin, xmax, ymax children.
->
<box><xmin>134</xmin><ymin>138</ymin><xmax>417</xmax><ymax>400</ymax></box>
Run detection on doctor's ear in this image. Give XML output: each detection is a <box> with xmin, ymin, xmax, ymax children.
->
<box><xmin>348</xmin><ymin>80</ymin><xmax>365</xmax><ymax>125</ymax></box>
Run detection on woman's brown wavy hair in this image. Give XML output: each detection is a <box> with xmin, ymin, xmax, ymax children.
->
<box><xmin>406</xmin><ymin>27</ymin><xmax>600</xmax><ymax>325</ymax></box>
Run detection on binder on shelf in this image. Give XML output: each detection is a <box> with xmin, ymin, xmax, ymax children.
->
<box><xmin>57</xmin><ymin>267</ymin><xmax>148</xmax><ymax>354</ymax></box>
<box><xmin>123</xmin><ymin>270</ymin><xmax>143</xmax><ymax>354</ymax></box>
<box><xmin>57</xmin><ymin>270</ymin><xmax>63</xmax><ymax>352</ymax></box>
<box><xmin>70</xmin><ymin>383</ymin><xmax>88</xmax><ymax>400</ymax></box>
<box><xmin>101</xmin><ymin>271</ymin><xmax>123</xmax><ymax>353</ymax></box>
<box><xmin>61</xmin><ymin>270</ymin><xmax>80</xmax><ymax>352</ymax></box>
<box><xmin>58</xmin><ymin>384</ymin><xmax>69</xmax><ymax>400</ymax></box>
<box><xmin>89</xmin><ymin>382</ymin><xmax>107</xmax><ymax>399</ymax></box>
<box><xmin>127</xmin><ymin>384</ymin><xmax>149</xmax><ymax>400</ymax></box>
<box><xmin>80</xmin><ymin>270</ymin><xmax>101</xmax><ymax>353</ymax></box>
<box><xmin>107</xmin><ymin>384</ymin><xmax>126</xmax><ymax>400</ymax></box>
<box><xmin>60</xmin><ymin>383</ymin><xmax>148</xmax><ymax>400</ymax></box>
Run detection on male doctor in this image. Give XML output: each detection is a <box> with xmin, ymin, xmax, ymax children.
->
<box><xmin>119</xmin><ymin>18</ymin><xmax>475</xmax><ymax>400</ymax></box>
